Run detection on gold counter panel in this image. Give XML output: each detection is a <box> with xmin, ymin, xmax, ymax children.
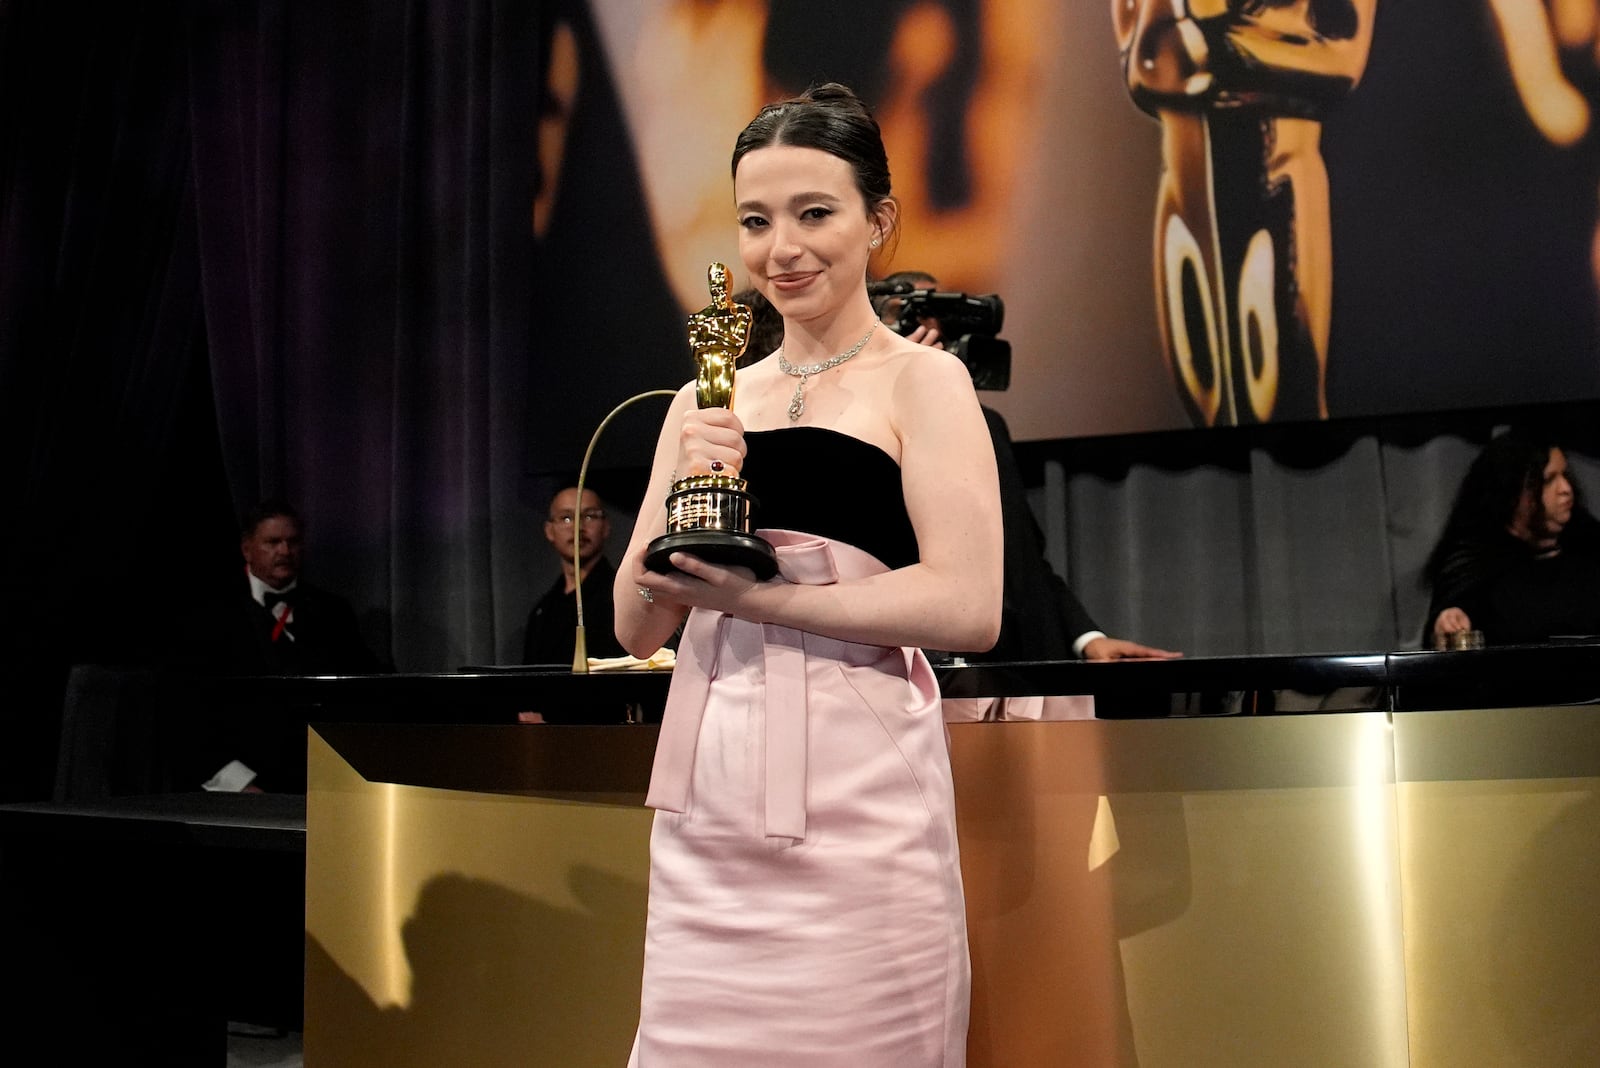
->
<box><xmin>305</xmin><ymin>708</ymin><xmax>1600</xmax><ymax>1067</ymax></box>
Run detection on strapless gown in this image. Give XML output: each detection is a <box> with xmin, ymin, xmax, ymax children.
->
<box><xmin>628</xmin><ymin>428</ymin><xmax>969</xmax><ymax>1066</ymax></box>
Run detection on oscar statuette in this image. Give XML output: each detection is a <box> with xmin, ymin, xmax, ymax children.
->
<box><xmin>644</xmin><ymin>262</ymin><xmax>779</xmax><ymax>580</ymax></box>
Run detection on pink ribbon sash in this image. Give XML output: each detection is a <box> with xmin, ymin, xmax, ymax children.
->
<box><xmin>644</xmin><ymin>528</ymin><xmax>921</xmax><ymax>841</ymax></box>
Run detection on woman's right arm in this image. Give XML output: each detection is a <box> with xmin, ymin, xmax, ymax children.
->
<box><xmin>613</xmin><ymin>386</ymin><xmax>750</xmax><ymax>657</ymax></box>
<box><xmin>1425</xmin><ymin>540</ymin><xmax>1482</xmax><ymax>647</ymax></box>
<box><xmin>613</xmin><ymin>386</ymin><xmax>697</xmax><ymax>657</ymax></box>
<box><xmin>1430</xmin><ymin>606</ymin><xmax>1472</xmax><ymax>646</ymax></box>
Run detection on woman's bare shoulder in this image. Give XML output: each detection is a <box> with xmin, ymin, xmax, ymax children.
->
<box><xmin>879</xmin><ymin>338</ymin><xmax>977</xmax><ymax>405</ymax></box>
<box><xmin>876</xmin><ymin>333</ymin><xmax>968</xmax><ymax>376</ymax></box>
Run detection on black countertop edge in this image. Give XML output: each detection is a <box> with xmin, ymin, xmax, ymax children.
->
<box><xmin>0</xmin><ymin>793</ymin><xmax>307</xmax><ymax>848</ymax></box>
<box><xmin>141</xmin><ymin>642</ymin><xmax>1600</xmax><ymax>712</ymax></box>
<box><xmin>933</xmin><ymin>653</ymin><xmax>1392</xmax><ymax>699</ymax></box>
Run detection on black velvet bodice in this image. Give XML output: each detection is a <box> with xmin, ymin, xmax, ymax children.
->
<box><xmin>741</xmin><ymin>427</ymin><xmax>919</xmax><ymax>571</ymax></box>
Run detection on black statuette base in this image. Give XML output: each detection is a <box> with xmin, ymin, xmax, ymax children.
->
<box><xmin>644</xmin><ymin>530</ymin><xmax>778</xmax><ymax>580</ymax></box>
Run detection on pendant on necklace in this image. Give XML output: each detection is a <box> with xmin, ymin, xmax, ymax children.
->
<box><xmin>787</xmin><ymin>375</ymin><xmax>810</xmax><ymax>421</ymax></box>
<box><xmin>778</xmin><ymin>321</ymin><xmax>877</xmax><ymax>423</ymax></box>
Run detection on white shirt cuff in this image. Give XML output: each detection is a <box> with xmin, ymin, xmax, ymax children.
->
<box><xmin>202</xmin><ymin>759</ymin><xmax>258</xmax><ymax>792</ymax></box>
<box><xmin>1072</xmin><ymin>631</ymin><xmax>1108</xmax><ymax>658</ymax></box>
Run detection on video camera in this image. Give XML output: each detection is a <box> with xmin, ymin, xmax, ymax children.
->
<box><xmin>872</xmin><ymin>282</ymin><xmax>1011</xmax><ymax>391</ymax></box>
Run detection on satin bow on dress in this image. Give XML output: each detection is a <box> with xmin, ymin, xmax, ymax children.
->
<box><xmin>645</xmin><ymin>528</ymin><xmax>939</xmax><ymax>842</ymax></box>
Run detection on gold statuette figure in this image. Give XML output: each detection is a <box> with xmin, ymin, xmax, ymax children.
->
<box><xmin>688</xmin><ymin>261</ymin><xmax>752</xmax><ymax>409</ymax></box>
<box><xmin>645</xmin><ymin>263</ymin><xmax>778</xmax><ymax>579</ymax></box>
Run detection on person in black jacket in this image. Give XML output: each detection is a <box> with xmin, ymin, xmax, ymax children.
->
<box><xmin>176</xmin><ymin>498</ymin><xmax>382</xmax><ymax>791</ymax></box>
<box><xmin>202</xmin><ymin>499</ymin><xmax>380</xmax><ymax>676</ymax></box>
<box><xmin>523</xmin><ymin>486</ymin><xmax>625</xmax><ymax>666</ymax></box>
<box><xmin>520</xmin><ymin>485</ymin><xmax>661</xmax><ymax>725</ymax></box>
<box><xmin>1425</xmin><ymin>431</ymin><xmax>1600</xmax><ymax>647</ymax></box>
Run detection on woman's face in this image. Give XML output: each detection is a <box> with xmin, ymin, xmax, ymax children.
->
<box><xmin>734</xmin><ymin>144</ymin><xmax>881</xmax><ymax>325</ymax></box>
<box><xmin>1511</xmin><ymin>447</ymin><xmax>1576</xmax><ymax>542</ymax></box>
<box><xmin>1538</xmin><ymin>448</ymin><xmax>1575</xmax><ymax>535</ymax></box>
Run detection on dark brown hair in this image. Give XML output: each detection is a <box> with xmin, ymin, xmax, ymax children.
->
<box><xmin>731</xmin><ymin>82</ymin><xmax>892</xmax><ymax>213</ymax></box>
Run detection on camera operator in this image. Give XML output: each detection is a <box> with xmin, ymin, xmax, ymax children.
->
<box><xmin>871</xmin><ymin>271</ymin><xmax>1010</xmax><ymax>391</ymax></box>
<box><xmin>873</xmin><ymin>270</ymin><xmax>941</xmax><ymax>341</ymax></box>
<box><xmin>873</xmin><ymin>270</ymin><xmax>1180</xmax><ymax>669</ymax></box>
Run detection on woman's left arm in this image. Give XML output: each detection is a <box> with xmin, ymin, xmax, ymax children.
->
<box><xmin>883</xmin><ymin>347</ymin><xmax>1006</xmax><ymax>650</ymax></box>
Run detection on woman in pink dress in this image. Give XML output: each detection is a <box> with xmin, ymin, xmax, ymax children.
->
<box><xmin>615</xmin><ymin>83</ymin><xmax>1003</xmax><ymax>1066</ymax></box>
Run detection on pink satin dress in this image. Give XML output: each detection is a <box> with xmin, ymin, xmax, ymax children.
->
<box><xmin>628</xmin><ymin>527</ymin><xmax>969</xmax><ymax>1066</ymax></box>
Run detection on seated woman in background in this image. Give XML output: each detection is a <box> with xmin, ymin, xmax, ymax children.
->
<box><xmin>1425</xmin><ymin>430</ymin><xmax>1600</xmax><ymax>647</ymax></box>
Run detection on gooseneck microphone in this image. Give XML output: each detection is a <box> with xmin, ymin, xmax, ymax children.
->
<box><xmin>570</xmin><ymin>389</ymin><xmax>678</xmax><ymax>673</ymax></box>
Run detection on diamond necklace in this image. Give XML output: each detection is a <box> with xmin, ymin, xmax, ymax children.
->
<box><xmin>776</xmin><ymin>321</ymin><xmax>879</xmax><ymax>422</ymax></box>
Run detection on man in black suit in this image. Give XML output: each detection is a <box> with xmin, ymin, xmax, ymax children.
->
<box><xmin>176</xmin><ymin>499</ymin><xmax>381</xmax><ymax>790</ymax></box>
<box><xmin>523</xmin><ymin>485</ymin><xmax>625</xmax><ymax>667</ymax></box>
<box><xmin>204</xmin><ymin>499</ymin><xmax>381</xmax><ymax>678</ymax></box>
<box><xmin>518</xmin><ymin>486</ymin><xmax>653</xmax><ymax>725</ymax></box>
<box><xmin>977</xmin><ymin>401</ymin><xmax>1182</xmax><ymax>665</ymax></box>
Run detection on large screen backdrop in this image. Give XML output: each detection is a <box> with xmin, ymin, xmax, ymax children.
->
<box><xmin>533</xmin><ymin>0</ymin><xmax>1600</xmax><ymax>467</ymax></box>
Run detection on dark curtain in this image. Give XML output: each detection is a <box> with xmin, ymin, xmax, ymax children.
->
<box><xmin>1</xmin><ymin>0</ymin><xmax>237</xmax><ymax>801</ymax></box>
<box><xmin>1</xmin><ymin>0</ymin><xmax>576</xmax><ymax>799</ymax></box>
<box><xmin>187</xmin><ymin>0</ymin><xmax>552</xmax><ymax>672</ymax></box>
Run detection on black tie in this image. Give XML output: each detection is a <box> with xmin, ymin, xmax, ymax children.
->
<box><xmin>263</xmin><ymin>591</ymin><xmax>293</xmax><ymax>612</ymax></box>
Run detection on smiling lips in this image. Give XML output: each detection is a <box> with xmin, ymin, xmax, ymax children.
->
<box><xmin>770</xmin><ymin>271</ymin><xmax>818</xmax><ymax>292</ymax></box>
